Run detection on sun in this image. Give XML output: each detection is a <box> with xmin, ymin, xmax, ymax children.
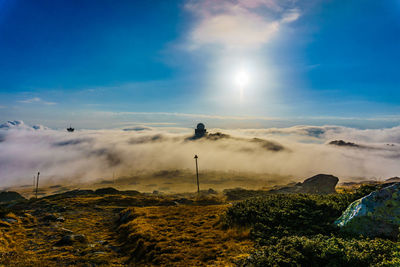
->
<box><xmin>234</xmin><ymin>70</ymin><xmax>250</xmax><ymax>88</ymax></box>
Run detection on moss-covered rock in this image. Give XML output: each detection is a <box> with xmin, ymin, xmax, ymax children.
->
<box><xmin>335</xmin><ymin>183</ymin><xmax>400</xmax><ymax>238</ymax></box>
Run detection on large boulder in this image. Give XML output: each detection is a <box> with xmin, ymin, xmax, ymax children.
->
<box><xmin>268</xmin><ymin>174</ymin><xmax>339</xmax><ymax>194</ymax></box>
<box><xmin>0</xmin><ymin>191</ymin><xmax>25</xmax><ymax>202</ymax></box>
<box><xmin>335</xmin><ymin>183</ymin><xmax>400</xmax><ymax>238</ymax></box>
<box><xmin>301</xmin><ymin>174</ymin><xmax>339</xmax><ymax>194</ymax></box>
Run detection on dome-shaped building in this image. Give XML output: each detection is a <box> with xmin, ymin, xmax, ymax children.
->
<box><xmin>194</xmin><ymin>123</ymin><xmax>207</xmax><ymax>138</ymax></box>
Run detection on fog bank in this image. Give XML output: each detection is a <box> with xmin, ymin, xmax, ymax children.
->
<box><xmin>1</xmin><ymin>120</ymin><xmax>400</xmax><ymax>188</ymax></box>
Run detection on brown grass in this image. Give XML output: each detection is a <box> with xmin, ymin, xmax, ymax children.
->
<box><xmin>118</xmin><ymin>205</ymin><xmax>253</xmax><ymax>266</ymax></box>
<box><xmin>0</xmin><ymin>202</ymin><xmax>126</xmax><ymax>266</ymax></box>
<box><xmin>0</xmin><ymin>192</ymin><xmax>251</xmax><ymax>266</ymax></box>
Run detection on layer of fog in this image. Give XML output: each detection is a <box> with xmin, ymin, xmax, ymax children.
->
<box><xmin>1</xmin><ymin>120</ymin><xmax>400</xmax><ymax>189</ymax></box>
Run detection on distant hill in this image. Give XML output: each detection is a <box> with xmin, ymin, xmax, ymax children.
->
<box><xmin>385</xmin><ymin>177</ymin><xmax>400</xmax><ymax>183</ymax></box>
<box><xmin>328</xmin><ymin>140</ymin><xmax>360</xmax><ymax>148</ymax></box>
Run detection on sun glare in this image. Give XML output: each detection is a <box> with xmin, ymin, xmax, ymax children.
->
<box><xmin>235</xmin><ymin>70</ymin><xmax>250</xmax><ymax>88</ymax></box>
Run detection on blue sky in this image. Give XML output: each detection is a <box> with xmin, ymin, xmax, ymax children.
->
<box><xmin>0</xmin><ymin>0</ymin><xmax>399</xmax><ymax>129</ymax></box>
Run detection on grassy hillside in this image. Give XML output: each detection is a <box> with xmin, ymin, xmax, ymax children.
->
<box><xmin>1</xmin><ymin>184</ymin><xmax>399</xmax><ymax>266</ymax></box>
<box><xmin>117</xmin><ymin>205</ymin><xmax>252</xmax><ymax>265</ymax></box>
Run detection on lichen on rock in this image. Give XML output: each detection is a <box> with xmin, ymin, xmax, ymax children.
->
<box><xmin>335</xmin><ymin>183</ymin><xmax>400</xmax><ymax>238</ymax></box>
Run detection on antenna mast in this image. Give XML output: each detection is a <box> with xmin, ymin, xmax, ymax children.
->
<box><xmin>35</xmin><ymin>172</ymin><xmax>40</xmax><ymax>199</ymax></box>
<box><xmin>194</xmin><ymin>155</ymin><xmax>200</xmax><ymax>194</ymax></box>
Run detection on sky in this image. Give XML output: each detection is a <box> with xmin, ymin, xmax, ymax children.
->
<box><xmin>0</xmin><ymin>0</ymin><xmax>400</xmax><ymax>129</ymax></box>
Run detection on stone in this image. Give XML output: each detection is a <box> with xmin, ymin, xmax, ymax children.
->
<box><xmin>268</xmin><ymin>174</ymin><xmax>339</xmax><ymax>194</ymax></box>
<box><xmin>335</xmin><ymin>183</ymin><xmax>400</xmax><ymax>238</ymax></box>
<box><xmin>301</xmin><ymin>174</ymin><xmax>339</xmax><ymax>194</ymax></box>
<box><xmin>0</xmin><ymin>191</ymin><xmax>25</xmax><ymax>202</ymax></box>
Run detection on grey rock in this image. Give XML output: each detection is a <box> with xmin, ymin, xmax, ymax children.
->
<box><xmin>335</xmin><ymin>183</ymin><xmax>400</xmax><ymax>238</ymax></box>
<box><xmin>301</xmin><ymin>174</ymin><xmax>339</xmax><ymax>194</ymax></box>
<box><xmin>268</xmin><ymin>174</ymin><xmax>339</xmax><ymax>194</ymax></box>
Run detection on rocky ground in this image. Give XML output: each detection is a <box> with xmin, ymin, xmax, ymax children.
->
<box><xmin>0</xmin><ymin>190</ymin><xmax>252</xmax><ymax>266</ymax></box>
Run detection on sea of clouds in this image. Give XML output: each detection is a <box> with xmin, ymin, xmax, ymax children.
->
<box><xmin>1</xmin><ymin>120</ymin><xmax>400</xmax><ymax>187</ymax></box>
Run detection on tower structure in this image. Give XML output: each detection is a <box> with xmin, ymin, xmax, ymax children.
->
<box><xmin>194</xmin><ymin>123</ymin><xmax>206</xmax><ymax>138</ymax></box>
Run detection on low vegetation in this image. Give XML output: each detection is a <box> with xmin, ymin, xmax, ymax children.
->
<box><xmin>117</xmin><ymin>205</ymin><xmax>253</xmax><ymax>265</ymax></box>
<box><xmin>1</xmin><ymin>184</ymin><xmax>399</xmax><ymax>266</ymax></box>
<box><xmin>223</xmin><ymin>184</ymin><xmax>400</xmax><ymax>266</ymax></box>
<box><xmin>241</xmin><ymin>235</ymin><xmax>400</xmax><ymax>266</ymax></box>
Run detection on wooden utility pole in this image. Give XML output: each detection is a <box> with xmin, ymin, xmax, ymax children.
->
<box><xmin>194</xmin><ymin>155</ymin><xmax>200</xmax><ymax>194</ymax></box>
<box><xmin>35</xmin><ymin>172</ymin><xmax>40</xmax><ymax>199</ymax></box>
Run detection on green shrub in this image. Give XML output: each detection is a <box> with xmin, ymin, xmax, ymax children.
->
<box><xmin>239</xmin><ymin>235</ymin><xmax>400</xmax><ymax>267</ymax></box>
<box><xmin>352</xmin><ymin>184</ymin><xmax>381</xmax><ymax>199</ymax></box>
<box><xmin>224</xmin><ymin>186</ymin><xmax>400</xmax><ymax>266</ymax></box>
<box><xmin>223</xmin><ymin>194</ymin><xmax>356</xmax><ymax>243</ymax></box>
<box><xmin>223</xmin><ymin>188</ymin><xmax>271</xmax><ymax>201</ymax></box>
<box><xmin>223</xmin><ymin>189</ymin><xmax>384</xmax><ymax>243</ymax></box>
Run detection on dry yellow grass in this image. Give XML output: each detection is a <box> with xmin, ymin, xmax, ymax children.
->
<box><xmin>118</xmin><ymin>205</ymin><xmax>253</xmax><ymax>266</ymax></box>
<box><xmin>0</xmin><ymin>203</ymin><xmax>126</xmax><ymax>266</ymax></box>
<box><xmin>0</xmin><ymin>192</ymin><xmax>252</xmax><ymax>266</ymax></box>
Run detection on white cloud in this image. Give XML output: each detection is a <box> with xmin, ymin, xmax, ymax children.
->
<box><xmin>18</xmin><ymin>97</ymin><xmax>41</xmax><ymax>103</ymax></box>
<box><xmin>281</xmin><ymin>8</ymin><xmax>301</xmax><ymax>23</ymax></box>
<box><xmin>0</xmin><ymin>120</ymin><xmax>48</xmax><ymax>131</ymax></box>
<box><xmin>18</xmin><ymin>97</ymin><xmax>56</xmax><ymax>105</ymax></box>
<box><xmin>185</xmin><ymin>0</ymin><xmax>301</xmax><ymax>50</ymax></box>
